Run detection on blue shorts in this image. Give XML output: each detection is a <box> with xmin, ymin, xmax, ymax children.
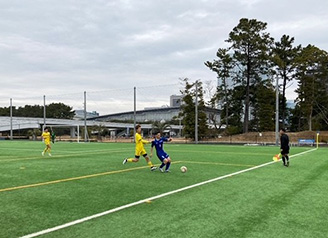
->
<box><xmin>157</xmin><ymin>152</ymin><xmax>169</xmax><ymax>162</ymax></box>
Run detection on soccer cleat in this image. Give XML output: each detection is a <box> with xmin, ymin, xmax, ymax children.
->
<box><xmin>286</xmin><ymin>161</ymin><xmax>289</xmax><ymax>167</ymax></box>
<box><xmin>123</xmin><ymin>158</ymin><xmax>127</xmax><ymax>164</ymax></box>
<box><xmin>165</xmin><ymin>170</ymin><xmax>171</xmax><ymax>173</ymax></box>
<box><xmin>49</xmin><ymin>153</ymin><xmax>52</xmax><ymax>157</ymax></box>
<box><xmin>159</xmin><ymin>168</ymin><xmax>164</xmax><ymax>173</ymax></box>
<box><xmin>150</xmin><ymin>166</ymin><xmax>157</xmax><ymax>171</ymax></box>
<box><xmin>42</xmin><ymin>151</ymin><xmax>45</xmax><ymax>156</ymax></box>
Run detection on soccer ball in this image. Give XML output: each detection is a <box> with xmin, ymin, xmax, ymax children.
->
<box><xmin>180</xmin><ymin>166</ymin><xmax>187</xmax><ymax>173</ymax></box>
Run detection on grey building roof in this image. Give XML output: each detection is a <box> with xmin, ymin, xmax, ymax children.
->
<box><xmin>91</xmin><ymin>106</ymin><xmax>220</xmax><ymax>123</ymax></box>
<box><xmin>92</xmin><ymin>106</ymin><xmax>181</xmax><ymax>122</ymax></box>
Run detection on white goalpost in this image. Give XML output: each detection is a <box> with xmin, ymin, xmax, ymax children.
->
<box><xmin>43</xmin><ymin>124</ymin><xmax>82</xmax><ymax>143</ymax></box>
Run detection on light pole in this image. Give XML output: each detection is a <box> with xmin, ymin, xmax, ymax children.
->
<box><xmin>179</xmin><ymin>118</ymin><xmax>182</xmax><ymax>137</ymax></box>
<box><xmin>10</xmin><ymin>98</ymin><xmax>13</xmax><ymax>140</ymax></box>
<box><xmin>84</xmin><ymin>91</ymin><xmax>87</xmax><ymax>142</ymax></box>
<box><xmin>134</xmin><ymin>87</ymin><xmax>136</xmax><ymax>143</ymax></box>
<box><xmin>275</xmin><ymin>77</ymin><xmax>279</xmax><ymax>146</ymax></box>
<box><xmin>195</xmin><ymin>80</ymin><xmax>198</xmax><ymax>144</ymax></box>
<box><xmin>43</xmin><ymin>95</ymin><xmax>46</xmax><ymax>130</ymax></box>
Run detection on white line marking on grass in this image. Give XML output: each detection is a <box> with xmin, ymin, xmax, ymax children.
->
<box><xmin>182</xmin><ymin>160</ymin><xmax>256</xmax><ymax>167</ymax></box>
<box><xmin>0</xmin><ymin>161</ymin><xmax>182</xmax><ymax>193</ymax></box>
<box><xmin>20</xmin><ymin>148</ymin><xmax>317</xmax><ymax>238</ymax></box>
<box><xmin>0</xmin><ymin>148</ymin><xmax>130</xmax><ymax>163</ymax></box>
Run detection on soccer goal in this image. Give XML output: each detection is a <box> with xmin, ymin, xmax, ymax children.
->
<box><xmin>43</xmin><ymin>124</ymin><xmax>88</xmax><ymax>143</ymax></box>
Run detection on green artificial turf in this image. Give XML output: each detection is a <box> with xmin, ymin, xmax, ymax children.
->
<box><xmin>0</xmin><ymin>141</ymin><xmax>327</xmax><ymax>238</ymax></box>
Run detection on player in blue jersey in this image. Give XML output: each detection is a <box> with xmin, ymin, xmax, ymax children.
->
<box><xmin>150</xmin><ymin>131</ymin><xmax>172</xmax><ymax>173</ymax></box>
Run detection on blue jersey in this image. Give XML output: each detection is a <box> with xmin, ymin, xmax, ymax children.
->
<box><xmin>151</xmin><ymin>137</ymin><xmax>169</xmax><ymax>161</ymax></box>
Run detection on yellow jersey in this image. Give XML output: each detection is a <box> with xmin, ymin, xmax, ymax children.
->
<box><xmin>135</xmin><ymin>133</ymin><xmax>149</xmax><ymax>156</ymax></box>
<box><xmin>42</xmin><ymin>132</ymin><xmax>51</xmax><ymax>144</ymax></box>
<box><xmin>135</xmin><ymin>133</ymin><xmax>149</xmax><ymax>149</ymax></box>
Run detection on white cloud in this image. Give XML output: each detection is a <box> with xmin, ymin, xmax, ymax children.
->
<box><xmin>177</xmin><ymin>10</ymin><xmax>210</xmax><ymax>19</ymax></box>
<box><xmin>126</xmin><ymin>25</ymin><xmax>172</xmax><ymax>44</ymax></box>
<box><xmin>0</xmin><ymin>0</ymin><xmax>327</xmax><ymax>114</ymax></box>
<box><xmin>238</xmin><ymin>0</ymin><xmax>263</xmax><ymax>8</ymax></box>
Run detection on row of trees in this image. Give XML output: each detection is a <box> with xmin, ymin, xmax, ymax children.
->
<box><xmin>177</xmin><ymin>18</ymin><xmax>328</xmax><ymax>139</ymax></box>
<box><xmin>0</xmin><ymin>103</ymin><xmax>74</xmax><ymax>119</ymax></box>
<box><xmin>201</xmin><ymin>18</ymin><xmax>328</xmax><ymax>135</ymax></box>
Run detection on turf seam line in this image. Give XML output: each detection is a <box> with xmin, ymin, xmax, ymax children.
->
<box><xmin>20</xmin><ymin>148</ymin><xmax>317</xmax><ymax>238</ymax></box>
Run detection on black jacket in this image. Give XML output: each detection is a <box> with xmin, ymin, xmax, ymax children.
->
<box><xmin>280</xmin><ymin>134</ymin><xmax>289</xmax><ymax>149</ymax></box>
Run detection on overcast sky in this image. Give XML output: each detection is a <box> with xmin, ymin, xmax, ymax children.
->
<box><xmin>1</xmin><ymin>0</ymin><xmax>327</xmax><ymax>115</ymax></box>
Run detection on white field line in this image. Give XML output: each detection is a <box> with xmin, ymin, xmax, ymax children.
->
<box><xmin>0</xmin><ymin>148</ymin><xmax>131</xmax><ymax>163</ymax></box>
<box><xmin>20</xmin><ymin>148</ymin><xmax>317</xmax><ymax>238</ymax></box>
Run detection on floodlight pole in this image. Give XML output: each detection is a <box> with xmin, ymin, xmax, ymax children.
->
<box><xmin>43</xmin><ymin>95</ymin><xmax>46</xmax><ymax>131</ymax></box>
<box><xmin>275</xmin><ymin>77</ymin><xmax>279</xmax><ymax>146</ymax></box>
<box><xmin>10</xmin><ymin>98</ymin><xmax>13</xmax><ymax>140</ymax></box>
<box><xmin>77</xmin><ymin>125</ymin><xmax>80</xmax><ymax>143</ymax></box>
<box><xmin>195</xmin><ymin>80</ymin><xmax>198</xmax><ymax>144</ymax></box>
<box><xmin>179</xmin><ymin>118</ymin><xmax>182</xmax><ymax>137</ymax></box>
<box><xmin>84</xmin><ymin>91</ymin><xmax>87</xmax><ymax>142</ymax></box>
<box><xmin>133</xmin><ymin>87</ymin><xmax>136</xmax><ymax>143</ymax></box>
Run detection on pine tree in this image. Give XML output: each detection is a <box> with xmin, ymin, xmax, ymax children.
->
<box><xmin>205</xmin><ymin>48</ymin><xmax>234</xmax><ymax>128</ymax></box>
<box><xmin>226</xmin><ymin>18</ymin><xmax>273</xmax><ymax>133</ymax></box>
<box><xmin>271</xmin><ymin>35</ymin><xmax>301</xmax><ymax>127</ymax></box>
<box><xmin>251</xmin><ymin>81</ymin><xmax>275</xmax><ymax>131</ymax></box>
<box><xmin>294</xmin><ymin>45</ymin><xmax>328</xmax><ymax>131</ymax></box>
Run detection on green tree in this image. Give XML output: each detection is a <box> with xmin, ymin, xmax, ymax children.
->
<box><xmin>90</xmin><ymin>124</ymin><xmax>106</xmax><ymax>141</ymax></box>
<box><xmin>205</xmin><ymin>48</ymin><xmax>234</xmax><ymax>128</ymax></box>
<box><xmin>271</xmin><ymin>35</ymin><xmax>301</xmax><ymax>127</ymax></box>
<box><xmin>224</xmin><ymin>85</ymin><xmax>244</xmax><ymax>134</ymax></box>
<box><xmin>289</xmin><ymin>104</ymin><xmax>304</xmax><ymax>132</ymax></box>
<box><xmin>179</xmin><ymin>78</ymin><xmax>207</xmax><ymax>140</ymax></box>
<box><xmin>251</xmin><ymin>81</ymin><xmax>275</xmax><ymax>131</ymax></box>
<box><xmin>46</xmin><ymin>103</ymin><xmax>74</xmax><ymax>119</ymax></box>
<box><xmin>226</xmin><ymin>18</ymin><xmax>274</xmax><ymax>133</ymax></box>
<box><xmin>152</xmin><ymin>120</ymin><xmax>171</xmax><ymax>135</ymax></box>
<box><xmin>27</xmin><ymin>128</ymin><xmax>42</xmax><ymax>140</ymax></box>
<box><xmin>15</xmin><ymin>105</ymin><xmax>43</xmax><ymax>117</ymax></box>
<box><xmin>0</xmin><ymin>107</ymin><xmax>10</xmax><ymax>116</ymax></box>
<box><xmin>294</xmin><ymin>45</ymin><xmax>328</xmax><ymax>131</ymax></box>
<box><xmin>0</xmin><ymin>103</ymin><xmax>74</xmax><ymax>119</ymax></box>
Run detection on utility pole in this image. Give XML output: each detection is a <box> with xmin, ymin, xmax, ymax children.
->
<box><xmin>10</xmin><ymin>98</ymin><xmax>13</xmax><ymax>140</ymax></box>
<box><xmin>84</xmin><ymin>91</ymin><xmax>87</xmax><ymax>142</ymax></box>
<box><xmin>134</xmin><ymin>87</ymin><xmax>136</xmax><ymax>143</ymax></box>
<box><xmin>195</xmin><ymin>81</ymin><xmax>198</xmax><ymax>144</ymax></box>
<box><xmin>43</xmin><ymin>95</ymin><xmax>46</xmax><ymax>130</ymax></box>
<box><xmin>275</xmin><ymin>77</ymin><xmax>279</xmax><ymax>146</ymax></box>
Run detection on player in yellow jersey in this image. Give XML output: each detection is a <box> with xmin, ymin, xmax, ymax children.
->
<box><xmin>41</xmin><ymin>128</ymin><xmax>52</xmax><ymax>156</ymax></box>
<box><xmin>123</xmin><ymin>124</ymin><xmax>157</xmax><ymax>171</ymax></box>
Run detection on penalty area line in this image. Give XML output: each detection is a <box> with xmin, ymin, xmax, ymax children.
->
<box><xmin>20</xmin><ymin>148</ymin><xmax>317</xmax><ymax>238</ymax></box>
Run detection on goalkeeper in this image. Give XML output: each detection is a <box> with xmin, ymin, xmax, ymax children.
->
<box><xmin>51</xmin><ymin>130</ymin><xmax>56</xmax><ymax>144</ymax></box>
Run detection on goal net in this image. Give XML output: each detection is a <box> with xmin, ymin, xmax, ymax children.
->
<box><xmin>43</xmin><ymin>124</ymin><xmax>89</xmax><ymax>143</ymax></box>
